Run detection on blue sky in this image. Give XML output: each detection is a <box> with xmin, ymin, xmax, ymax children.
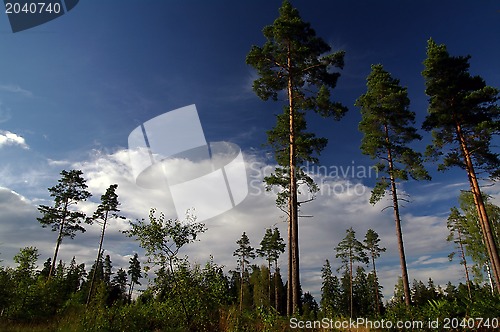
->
<box><xmin>1</xmin><ymin>1</ymin><xmax>499</xmax><ymax>301</ymax></box>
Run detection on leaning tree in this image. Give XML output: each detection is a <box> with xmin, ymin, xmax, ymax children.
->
<box><xmin>37</xmin><ymin>170</ymin><xmax>92</xmax><ymax>278</ymax></box>
<box><xmin>422</xmin><ymin>39</ymin><xmax>500</xmax><ymax>292</ymax></box>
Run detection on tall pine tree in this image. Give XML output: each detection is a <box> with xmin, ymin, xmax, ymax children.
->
<box><xmin>422</xmin><ymin>39</ymin><xmax>500</xmax><ymax>292</ymax></box>
<box><xmin>335</xmin><ymin>227</ymin><xmax>368</xmax><ymax>318</ymax></box>
<box><xmin>233</xmin><ymin>232</ymin><xmax>255</xmax><ymax>312</ymax></box>
<box><xmin>87</xmin><ymin>184</ymin><xmax>124</xmax><ymax>304</ymax></box>
<box><xmin>356</xmin><ymin>64</ymin><xmax>430</xmax><ymax>306</ymax></box>
<box><xmin>363</xmin><ymin>229</ymin><xmax>386</xmax><ymax>314</ymax></box>
<box><xmin>37</xmin><ymin>170</ymin><xmax>92</xmax><ymax>278</ymax></box>
<box><xmin>246</xmin><ymin>0</ymin><xmax>347</xmax><ymax>314</ymax></box>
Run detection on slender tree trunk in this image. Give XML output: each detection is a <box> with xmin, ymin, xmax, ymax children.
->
<box><xmin>349</xmin><ymin>252</ymin><xmax>353</xmax><ymax>318</ymax></box>
<box><xmin>49</xmin><ymin>224</ymin><xmax>64</xmax><ymax>279</ymax></box>
<box><xmin>275</xmin><ymin>266</ymin><xmax>280</xmax><ymax>312</ymax></box>
<box><xmin>87</xmin><ymin>212</ymin><xmax>109</xmax><ymax>305</ymax></box>
<box><xmin>287</xmin><ymin>43</ymin><xmax>300</xmax><ymax>315</ymax></box>
<box><xmin>168</xmin><ymin>257</ymin><xmax>191</xmax><ymax>325</ymax></box>
<box><xmin>371</xmin><ymin>255</ymin><xmax>380</xmax><ymax>315</ymax></box>
<box><xmin>485</xmin><ymin>262</ymin><xmax>494</xmax><ymax>294</ymax></box>
<box><xmin>287</xmin><ymin>216</ymin><xmax>292</xmax><ymax>315</ymax></box>
<box><xmin>456</xmin><ymin>227</ymin><xmax>472</xmax><ymax>300</ymax></box>
<box><xmin>268</xmin><ymin>260</ymin><xmax>272</xmax><ymax>306</ymax></box>
<box><xmin>49</xmin><ymin>200</ymin><xmax>69</xmax><ymax>279</ymax></box>
<box><xmin>385</xmin><ymin>124</ymin><xmax>411</xmax><ymax>307</ymax></box>
<box><xmin>240</xmin><ymin>259</ymin><xmax>245</xmax><ymax>312</ymax></box>
<box><xmin>455</xmin><ymin>121</ymin><xmax>500</xmax><ymax>293</ymax></box>
<box><xmin>128</xmin><ymin>281</ymin><xmax>134</xmax><ymax>300</ymax></box>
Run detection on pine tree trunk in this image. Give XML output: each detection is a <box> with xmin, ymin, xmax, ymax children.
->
<box><xmin>49</xmin><ymin>200</ymin><xmax>69</xmax><ymax>279</ymax></box>
<box><xmin>240</xmin><ymin>259</ymin><xmax>244</xmax><ymax>312</ymax></box>
<box><xmin>287</xmin><ymin>44</ymin><xmax>300</xmax><ymax>315</ymax></box>
<box><xmin>371</xmin><ymin>255</ymin><xmax>380</xmax><ymax>315</ymax></box>
<box><xmin>455</xmin><ymin>121</ymin><xmax>500</xmax><ymax>293</ymax></box>
<box><xmin>275</xmin><ymin>266</ymin><xmax>280</xmax><ymax>312</ymax></box>
<box><xmin>268</xmin><ymin>260</ymin><xmax>272</xmax><ymax>306</ymax></box>
<box><xmin>287</xmin><ymin>216</ymin><xmax>292</xmax><ymax>316</ymax></box>
<box><xmin>457</xmin><ymin>227</ymin><xmax>472</xmax><ymax>299</ymax></box>
<box><xmin>385</xmin><ymin>124</ymin><xmax>411</xmax><ymax>307</ymax></box>
<box><xmin>349</xmin><ymin>253</ymin><xmax>353</xmax><ymax>318</ymax></box>
<box><xmin>87</xmin><ymin>212</ymin><xmax>108</xmax><ymax>304</ymax></box>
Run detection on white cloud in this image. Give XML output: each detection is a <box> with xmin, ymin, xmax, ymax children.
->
<box><xmin>0</xmin><ymin>130</ymin><xmax>29</xmax><ymax>149</ymax></box>
<box><xmin>0</xmin><ymin>84</ymin><xmax>33</xmax><ymax>97</ymax></box>
<box><xmin>47</xmin><ymin>159</ymin><xmax>72</xmax><ymax>167</ymax></box>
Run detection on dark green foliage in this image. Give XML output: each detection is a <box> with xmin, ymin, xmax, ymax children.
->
<box><xmin>125</xmin><ymin>208</ymin><xmax>206</xmax><ymax>269</ymax></box>
<box><xmin>234</xmin><ymin>232</ymin><xmax>256</xmax><ymax>274</ymax></box>
<box><xmin>320</xmin><ymin>259</ymin><xmax>341</xmax><ymax>317</ymax></box>
<box><xmin>301</xmin><ymin>292</ymin><xmax>318</xmax><ymax>319</ymax></box>
<box><xmin>364</xmin><ymin>228</ymin><xmax>385</xmax><ymax>315</ymax></box>
<box><xmin>127</xmin><ymin>252</ymin><xmax>142</xmax><ymax>299</ymax></box>
<box><xmin>335</xmin><ymin>228</ymin><xmax>369</xmax><ymax>271</ymax></box>
<box><xmin>234</xmin><ymin>232</ymin><xmax>256</xmax><ymax>311</ymax></box>
<box><xmin>356</xmin><ymin>64</ymin><xmax>430</xmax><ymax>204</ymax></box>
<box><xmin>37</xmin><ymin>170</ymin><xmax>92</xmax><ymax>278</ymax></box>
<box><xmin>37</xmin><ymin>170</ymin><xmax>92</xmax><ymax>238</ymax></box>
<box><xmin>422</xmin><ymin>39</ymin><xmax>500</xmax><ymax>176</ymax></box>
<box><xmin>422</xmin><ymin>39</ymin><xmax>500</xmax><ymax>291</ymax></box>
<box><xmin>87</xmin><ymin>184</ymin><xmax>125</xmax><ymax>305</ymax></box>
<box><xmin>103</xmin><ymin>254</ymin><xmax>112</xmax><ymax>285</ymax></box>
<box><xmin>335</xmin><ymin>227</ymin><xmax>368</xmax><ymax>318</ymax></box>
<box><xmin>448</xmin><ymin>191</ymin><xmax>500</xmax><ymax>285</ymax></box>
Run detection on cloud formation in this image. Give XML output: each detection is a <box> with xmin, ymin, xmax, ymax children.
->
<box><xmin>0</xmin><ymin>148</ymin><xmax>494</xmax><ymax>301</ymax></box>
<box><xmin>0</xmin><ymin>84</ymin><xmax>33</xmax><ymax>97</ymax></box>
<box><xmin>0</xmin><ymin>130</ymin><xmax>29</xmax><ymax>149</ymax></box>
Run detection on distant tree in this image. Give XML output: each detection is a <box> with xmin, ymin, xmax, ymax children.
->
<box><xmin>13</xmin><ymin>246</ymin><xmax>39</xmax><ymax>280</ymax></box>
<box><xmin>246</xmin><ymin>0</ymin><xmax>347</xmax><ymax>315</ymax></box>
<box><xmin>40</xmin><ymin>258</ymin><xmax>51</xmax><ymax>278</ymax></box>
<box><xmin>392</xmin><ymin>276</ymin><xmax>405</xmax><ymax>305</ymax></box>
<box><xmin>87</xmin><ymin>184</ymin><xmax>125</xmax><ymax>304</ymax></box>
<box><xmin>101</xmin><ymin>254</ymin><xmax>112</xmax><ymax>287</ymax></box>
<box><xmin>363</xmin><ymin>229</ymin><xmax>386</xmax><ymax>314</ymax></box>
<box><xmin>356</xmin><ymin>64</ymin><xmax>430</xmax><ymax>307</ymax></box>
<box><xmin>124</xmin><ymin>208</ymin><xmax>206</xmax><ymax>325</ymax></box>
<box><xmin>367</xmin><ymin>272</ymin><xmax>384</xmax><ymax>315</ymax></box>
<box><xmin>302</xmin><ymin>292</ymin><xmax>318</xmax><ymax>319</ymax></box>
<box><xmin>250</xmin><ymin>265</ymin><xmax>270</xmax><ymax>308</ymax></box>
<box><xmin>37</xmin><ymin>170</ymin><xmax>92</xmax><ymax>278</ymax></box>
<box><xmin>336</xmin><ymin>228</ymin><xmax>369</xmax><ymax>318</ymax></box>
<box><xmin>411</xmin><ymin>278</ymin><xmax>440</xmax><ymax>306</ymax></box>
<box><xmin>447</xmin><ymin>207</ymin><xmax>472</xmax><ymax>299</ymax></box>
<box><xmin>257</xmin><ymin>227</ymin><xmax>285</xmax><ymax>308</ymax></box>
<box><xmin>66</xmin><ymin>256</ymin><xmax>85</xmax><ymax>296</ymax></box>
<box><xmin>109</xmin><ymin>268</ymin><xmax>128</xmax><ymax>304</ymax></box>
<box><xmin>338</xmin><ymin>269</ymin><xmax>351</xmax><ymax>317</ymax></box>
<box><xmin>233</xmin><ymin>232</ymin><xmax>255</xmax><ymax>311</ymax></box>
<box><xmin>128</xmin><ymin>253</ymin><xmax>142</xmax><ymax>299</ymax></box>
<box><xmin>320</xmin><ymin>259</ymin><xmax>341</xmax><ymax>316</ymax></box>
<box><xmin>450</xmin><ymin>191</ymin><xmax>500</xmax><ymax>291</ymax></box>
<box><xmin>353</xmin><ymin>266</ymin><xmax>371</xmax><ymax>317</ymax></box>
<box><xmin>422</xmin><ymin>39</ymin><xmax>500</xmax><ymax>292</ymax></box>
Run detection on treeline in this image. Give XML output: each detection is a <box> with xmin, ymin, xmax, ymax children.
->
<box><xmin>0</xmin><ymin>168</ymin><xmax>499</xmax><ymax>331</ymax></box>
<box><xmin>320</xmin><ymin>226</ymin><xmax>500</xmax><ymax>329</ymax></box>
<box><xmin>1</xmin><ymin>194</ymin><xmax>499</xmax><ymax>331</ymax></box>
